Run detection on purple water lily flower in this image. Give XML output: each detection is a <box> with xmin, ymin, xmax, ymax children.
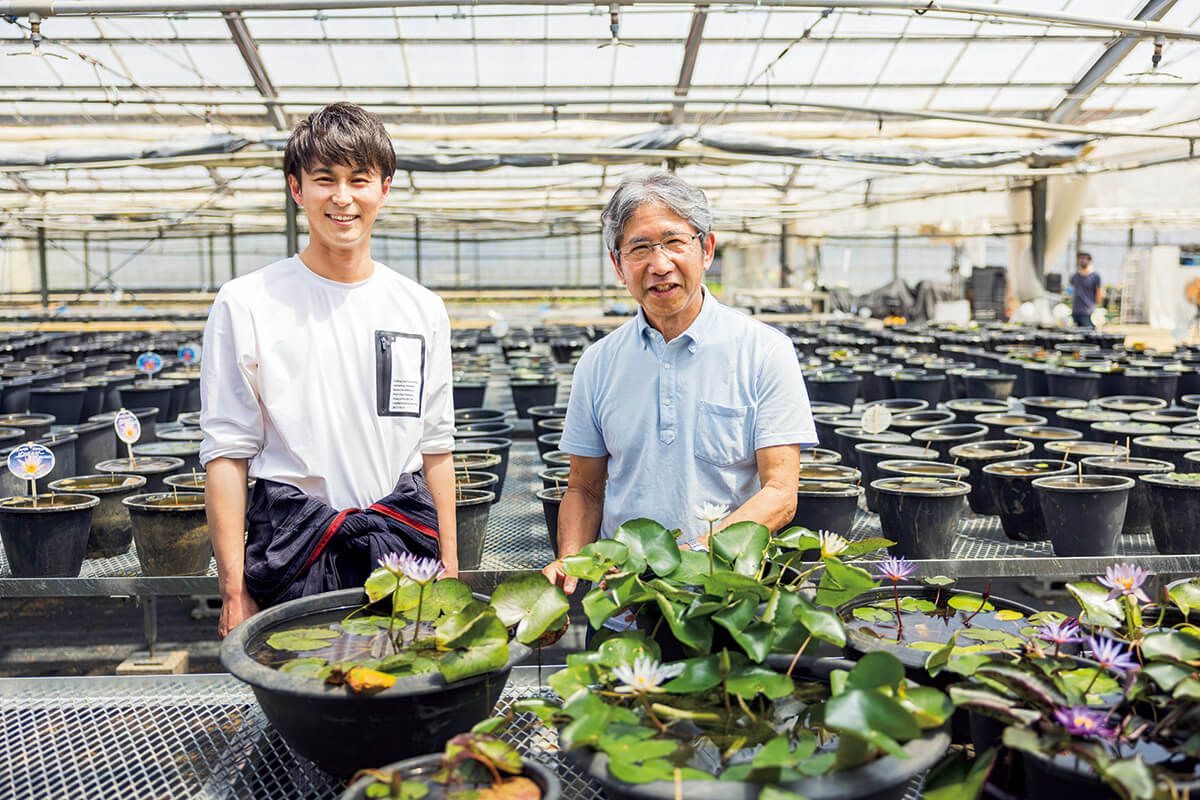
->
<box><xmin>378</xmin><ymin>552</ymin><xmax>404</xmax><ymax>576</ymax></box>
<box><xmin>876</xmin><ymin>556</ymin><xmax>917</xmax><ymax>583</ymax></box>
<box><xmin>1097</xmin><ymin>563</ymin><xmax>1152</xmax><ymax>604</ymax></box>
<box><xmin>1034</xmin><ymin>617</ymin><xmax>1084</xmax><ymax>647</ymax></box>
<box><xmin>1053</xmin><ymin>706</ymin><xmax>1117</xmax><ymax>739</ymax></box>
<box><xmin>398</xmin><ymin>553</ymin><xmax>445</xmax><ymax>584</ymax></box>
<box><xmin>1087</xmin><ymin>634</ymin><xmax>1139</xmax><ymax>675</ymax></box>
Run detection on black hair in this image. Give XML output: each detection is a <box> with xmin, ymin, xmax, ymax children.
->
<box><xmin>283</xmin><ymin>102</ymin><xmax>396</xmax><ymax>185</ymax></box>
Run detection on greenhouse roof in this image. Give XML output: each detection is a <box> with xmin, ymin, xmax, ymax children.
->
<box><xmin>1</xmin><ymin>0</ymin><xmax>1198</xmax><ymax>237</ymax></box>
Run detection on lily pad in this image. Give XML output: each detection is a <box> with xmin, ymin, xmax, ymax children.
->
<box><xmin>853</xmin><ymin>606</ymin><xmax>892</xmax><ymax>623</ymax></box>
<box><xmin>947</xmin><ymin>594</ymin><xmax>995</xmax><ymax>613</ymax></box>
<box><xmin>266</xmin><ymin>626</ymin><xmax>341</xmax><ymax>652</ymax></box>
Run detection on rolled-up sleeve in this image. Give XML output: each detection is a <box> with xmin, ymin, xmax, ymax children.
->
<box><xmin>420</xmin><ymin>303</ymin><xmax>455</xmax><ymax>454</ymax></box>
<box><xmin>199</xmin><ymin>289</ymin><xmax>265</xmax><ymax>467</ymax></box>
<box><xmin>753</xmin><ymin>337</ymin><xmax>819</xmax><ymax>450</ymax></box>
<box><xmin>559</xmin><ymin>348</ymin><xmax>608</xmax><ymax>458</ymax></box>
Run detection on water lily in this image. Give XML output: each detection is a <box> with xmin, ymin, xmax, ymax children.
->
<box><xmin>1034</xmin><ymin>617</ymin><xmax>1083</xmax><ymax>646</ymax></box>
<box><xmin>693</xmin><ymin>502</ymin><xmax>730</xmax><ymax>525</ymax></box>
<box><xmin>1087</xmin><ymin>635</ymin><xmax>1139</xmax><ymax>675</ymax></box>
<box><xmin>378</xmin><ymin>552</ymin><xmax>404</xmax><ymax>577</ymax></box>
<box><xmin>1097</xmin><ymin>563</ymin><xmax>1152</xmax><ymax>605</ymax></box>
<box><xmin>1053</xmin><ymin>705</ymin><xmax>1117</xmax><ymax>739</ymax></box>
<box><xmin>612</xmin><ymin>655</ymin><xmax>683</xmax><ymax>694</ymax></box>
<box><xmin>876</xmin><ymin>556</ymin><xmax>917</xmax><ymax>583</ymax></box>
<box><xmin>398</xmin><ymin>553</ymin><xmax>445</xmax><ymax>585</ymax></box>
<box><xmin>818</xmin><ymin>530</ymin><xmax>849</xmax><ymax>558</ymax></box>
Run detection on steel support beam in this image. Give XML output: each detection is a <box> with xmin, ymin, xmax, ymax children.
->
<box><xmin>228</xmin><ymin>223</ymin><xmax>237</xmax><ymax>281</ymax></box>
<box><xmin>1031</xmin><ymin>178</ymin><xmax>1048</xmax><ymax>284</ymax></box>
<box><xmin>36</xmin><ymin>225</ymin><xmax>48</xmax><ymax>308</ymax></box>
<box><xmin>1047</xmin><ymin>0</ymin><xmax>1179</xmax><ymax>124</ymax></box>
<box><xmin>779</xmin><ymin>221</ymin><xmax>790</xmax><ymax>289</ymax></box>
<box><xmin>891</xmin><ymin>228</ymin><xmax>900</xmax><ymax>280</ymax></box>
<box><xmin>284</xmin><ymin>185</ymin><xmax>299</xmax><ymax>256</ymax></box>
<box><xmin>223</xmin><ymin>11</ymin><xmax>288</xmax><ymax>130</ymax></box>
<box><xmin>413</xmin><ymin>215</ymin><xmax>422</xmax><ymax>283</ymax></box>
<box><xmin>668</xmin><ymin>5</ymin><xmax>708</xmax><ymax>123</ymax></box>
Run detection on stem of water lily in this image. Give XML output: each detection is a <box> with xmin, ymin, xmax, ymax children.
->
<box><xmin>388</xmin><ymin>585</ymin><xmax>400</xmax><ymax>651</ymax></box>
<box><xmin>707</xmin><ymin>521</ymin><xmax>715</xmax><ymax>575</ymax></box>
<box><xmin>893</xmin><ymin>583</ymin><xmax>903</xmax><ymax>637</ymax></box>
<box><xmin>1083</xmin><ymin>666</ymin><xmax>1102</xmax><ymax>696</ymax></box>
<box><xmin>411</xmin><ymin>583</ymin><xmax>427</xmax><ymax>647</ymax></box>
<box><xmin>787</xmin><ymin>635</ymin><xmax>813</xmax><ymax>678</ymax></box>
<box><xmin>638</xmin><ymin>693</ymin><xmax>669</xmax><ymax>733</ymax></box>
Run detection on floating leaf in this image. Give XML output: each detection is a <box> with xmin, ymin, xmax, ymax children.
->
<box><xmin>363</xmin><ymin>567</ymin><xmax>399</xmax><ymax>603</ymax></box>
<box><xmin>896</xmin><ymin>596</ymin><xmax>938</xmax><ymax>613</ymax></box>
<box><xmin>279</xmin><ymin>656</ymin><xmax>328</xmax><ymax>678</ymax></box>
<box><xmin>345</xmin><ymin>666</ymin><xmax>396</xmax><ymax>694</ymax></box>
<box><xmin>339</xmin><ymin>615</ymin><xmax>391</xmax><ymax>636</ymax></box>
<box><xmin>596</xmin><ymin>633</ymin><xmax>660</xmax><ymax>668</ymax></box>
<box><xmin>439</xmin><ymin>641</ymin><xmax>509</xmax><ymax>683</ymax></box>
<box><xmin>853</xmin><ymin>606</ymin><xmax>892</xmax><ymax>623</ymax></box>
<box><xmin>489</xmin><ymin>572</ymin><xmax>570</xmax><ymax>645</ymax></box>
<box><xmin>923</xmin><ymin>575</ymin><xmax>956</xmax><ymax>587</ymax></box>
<box><xmin>994</xmin><ymin>610</ymin><xmax>1025</xmax><ymax>622</ymax></box>
<box><xmin>428</xmin><ymin>579</ymin><xmax>475</xmax><ymax>618</ymax></box>
<box><xmin>725</xmin><ymin>663</ymin><xmax>793</xmax><ymax>700</ymax></box>
<box><xmin>662</xmin><ymin>654</ymin><xmax>722</xmax><ymax>693</ymax></box>
<box><xmin>815</xmin><ymin>557</ymin><xmax>879</xmax><ymax>608</ymax></box>
<box><xmin>1066</xmin><ymin>581</ymin><xmax>1122</xmax><ymax>628</ymax></box>
<box><xmin>947</xmin><ymin>594</ymin><xmax>995</xmax><ymax>613</ymax></box>
<box><xmin>923</xmin><ymin>747</ymin><xmax>996</xmax><ymax>800</ymax></box>
<box><xmin>846</xmin><ymin>651</ymin><xmax>905</xmax><ymax>691</ymax></box>
<box><xmin>266</xmin><ymin>627</ymin><xmax>341</xmax><ymax>652</ymax></box>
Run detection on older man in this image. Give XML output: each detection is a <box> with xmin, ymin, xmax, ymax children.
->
<box><xmin>543</xmin><ymin>171</ymin><xmax>817</xmax><ymax>594</ymax></box>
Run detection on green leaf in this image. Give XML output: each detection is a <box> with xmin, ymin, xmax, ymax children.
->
<box><xmin>665</xmin><ymin>548</ymin><xmax>712</xmax><ymax>584</ymax></box>
<box><xmin>614</xmin><ymin>518</ymin><xmax>681</xmax><ymax>576</ymax></box>
<box><xmin>948</xmin><ymin>594</ymin><xmax>995</xmax><ymax>613</ymax></box>
<box><xmin>363</xmin><ymin>567</ymin><xmax>399</xmax><ymax>603</ymax></box>
<box><xmin>1066</xmin><ymin>580</ymin><xmax>1123</xmax><ymax>628</ymax></box>
<box><xmin>846</xmin><ymin>651</ymin><xmax>905</xmax><ymax>690</ymax></box>
<box><xmin>547</xmin><ymin>659</ymin><xmax>599</xmax><ymax>700</ymax></box>
<box><xmin>975</xmin><ymin>663</ymin><xmax>1066</xmax><ymax>709</ymax></box>
<box><xmin>662</xmin><ymin>654</ymin><xmax>722</xmax><ymax>693</ymax></box>
<box><xmin>729</xmin><ymin>621</ymin><xmax>776</xmax><ymax>664</ymax></box>
<box><xmin>854</xmin><ymin>606</ymin><xmax>893</xmax><ymax>623</ymax></box>
<box><xmin>436</xmin><ymin>601</ymin><xmax>507</xmax><ymax>649</ymax></box>
<box><xmin>759</xmin><ymin>789</ymin><xmax>809</xmax><ymax>800</ymax></box>
<box><xmin>924</xmin><ymin>638</ymin><xmax>957</xmax><ymax>679</ymax></box>
<box><xmin>581</xmin><ymin>587</ymin><xmax>620</xmax><ymax>629</ymax></box>
<box><xmin>815</xmin><ymin>557</ymin><xmax>879</xmax><ymax>608</ymax></box>
<box><xmin>1001</xmin><ymin>726</ymin><xmax>1046</xmax><ymax>756</ymax></box>
<box><xmin>901</xmin><ymin>685</ymin><xmax>955</xmax><ymax>728</ymax></box>
<box><xmin>897</xmin><ymin>596</ymin><xmax>938</xmax><ymax>613</ymax></box>
<box><xmin>1142</xmin><ymin>661</ymin><xmax>1192</xmax><ymax>692</ymax></box>
<box><xmin>923</xmin><ymin>748</ymin><xmax>996</xmax><ymax>800</ymax></box>
<box><xmin>923</xmin><ymin>575</ymin><xmax>956</xmax><ymax>587</ymax></box>
<box><xmin>596</xmin><ymin>633</ymin><xmax>661</xmax><ymax>668</ymax></box>
<box><xmin>725</xmin><ymin>663</ymin><xmax>794</xmax><ymax>700</ymax></box>
<box><xmin>279</xmin><ymin>656</ymin><xmax>328</xmax><ymax>678</ymax></box>
<box><xmin>699</xmin><ymin>571</ymin><xmax>771</xmax><ymax>599</ymax></box>
<box><xmin>438</xmin><ymin>641</ymin><xmax>509</xmax><ymax>683</ymax></box>
<box><xmin>562</xmin><ymin>540</ymin><xmax>630</xmax><ymax>581</ymax></box>
<box><xmin>653</xmin><ymin>594</ymin><xmax>713</xmax><ymax>653</ymax></box>
<box><xmin>1142</xmin><ymin>629</ymin><xmax>1200</xmax><ymax>664</ymax></box>
<box><xmin>338</xmin><ymin>615</ymin><xmax>391</xmax><ymax>636</ymax></box>
<box><xmin>949</xmin><ymin>686</ymin><xmax>1041</xmax><ymax>727</ymax></box>
<box><xmin>792</xmin><ymin>595</ymin><xmax>846</xmax><ymax>647</ymax></box>
<box><xmin>265</xmin><ymin>627</ymin><xmax>340</xmax><ymax>652</ymax></box>
<box><xmin>1097</xmin><ymin>756</ymin><xmax>1156</xmax><ymax>800</ymax></box>
<box><xmin>712</xmin><ymin>520</ymin><xmax>771</xmax><ymax>576</ymax></box>
<box><xmin>994</xmin><ymin>609</ymin><xmax>1025</xmax><ymax>622</ymax></box>
<box><xmin>772</xmin><ymin>526</ymin><xmax>818</xmax><ymax>551</ymax></box>
<box><xmin>824</xmin><ymin>687</ymin><xmax>919</xmax><ymax>745</ymax></box>
<box><xmin>1169</xmin><ymin>579</ymin><xmax>1200</xmax><ymax>617</ymax></box>
<box><xmin>489</xmin><ymin>572</ymin><xmax>570</xmax><ymax>645</ymax></box>
<box><xmin>427</xmin><ymin>579</ymin><xmax>474</xmax><ymax>617</ymax></box>
<box><xmin>1059</xmin><ymin>668</ymin><xmax>1118</xmax><ymax>701</ymax></box>
<box><xmin>842</xmin><ymin>536</ymin><xmax>894</xmax><ymax>559</ymax></box>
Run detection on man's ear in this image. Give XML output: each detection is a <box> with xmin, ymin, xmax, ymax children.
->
<box><xmin>287</xmin><ymin>173</ymin><xmax>302</xmax><ymax>205</ymax></box>
<box><xmin>610</xmin><ymin>251</ymin><xmax>626</xmax><ymax>287</ymax></box>
<box><xmin>380</xmin><ymin>174</ymin><xmax>392</xmax><ymax>201</ymax></box>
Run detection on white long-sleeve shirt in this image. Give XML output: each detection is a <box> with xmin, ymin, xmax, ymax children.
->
<box><xmin>199</xmin><ymin>256</ymin><xmax>455</xmax><ymax>510</ymax></box>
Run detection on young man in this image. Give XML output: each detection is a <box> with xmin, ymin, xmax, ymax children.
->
<box><xmin>542</xmin><ymin>171</ymin><xmax>817</xmax><ymax>595</ymax></box>
<box><xmin>1070</xmin><ymin>252</ymin><xmax>1105</xmax><ymax>329</ymax></box>
<box><xmin>201</xmin><ymin>103</ymin><xmax>457</xmax><ymax>638</ymax></box>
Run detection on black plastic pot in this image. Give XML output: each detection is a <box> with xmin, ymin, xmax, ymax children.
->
<box><xmin>910</xmin><ymin>423</ymin><xmax>987</xmax><ymax>460</ymax></box>
<box><xmin>89</xmin><ymin>406</ymin><xmax>159</xmax><ymax>445</ymax></box>
<box><xmin>813</xmin><ymin>413</ymin><xmax>862</xmax><ymax>450</ymax></box>
<box><xmin>0</xmin><ymin>492</ymin><xmax>99</xmax><ymax>577</ymax></box>
<box><xmin>64</xmin><ymin>419</ymin><xmax>117</xmax><ymax>474</ymax></box>
<box><xmin>796</xmin><ymin>463</ymin><xmax>861</xmax><ymax>484</ymax></box>
<box><xmin>454</xmin><ymin>421</ymin><xmax>516</xmax><ymax>442</ymax></box>
<box><xmin>538</xmin><ymin>485</ymin><xmax>566</xmax><ymax>556</ymax></box>
<box><xmin>888</xmin><ymin>372</ymin><xmax>945</xmax><ymax>407</ymax></box>
<box><xmin>0</xmin><ymin>412</ymin><xmax>54</xmax><ymax>440</ymax></box>
<box><xmin>1130</xmin><ymin>408</ymin><xmax>1196</xmax><ymax>426</ymax></box>
<box><xmin>878</xmin><ymin>460</ymin><xmax>967</xmax><ymax>481</ymax></box>
<box><xmin>1033</xmin><ymin>474</ymin><xmax>1134</xmax><ymax>557</ymax></box>
<box><xmin>452</xmin><ymin>382</ymin><xmax>487</xmax><ymax>410</ymax></box>
<box><xmin>1143</xmin><ymin>473</ymin><xmax>1200</xmax><ymax>554</ymax></box>
<box><xmin>944</xmin><ymin>399</ymin><xmax>1009</xmax><ymax>425</ymax></box>
<box><xmin>889</xmin><ymin>409</ymin><xmax>956</xmax><ymax>434</ymax></box>
<box><xmin>947</xmin><ymin>439</ymin><xmax>1035</xmax><ymax>515</ymax></box>
<box><xmin>1096</xmin><ymin>394</ymin><xmax>1166</xmax><ymax>414</ymax></box>
<box><xmin>132</xmin><ymin>440</ymin><xmax>201</xmax><ymax>474</ymax></box>
<box><xmin>221</xmin><ymin>587</ymin><xmax>529</xmax><ymax>778</ymax></box>
<box><xmin>1019</xmin><ymin>396</ymin><xmax>1087</xmax><ymax>425</ymax></box>
<box><xmin>453</xmin><ymin>438</ymin><xmax>512</xmax><ymax>500</ymax></box>
<box><xmin>832</xmin><ymin>427</ymin><xmax>911</xmax><ymax>468</ymax></box>
<box><xmin>975</xmin><ymin>412</ymin><xmax>1048</xmax><ymax>440</ymax></box>
<box><xmin>542</xmin><ymin>450</ymin><xmax>571</xmax><ymax>468</ymax></box>
<box><xmin>1057</xmin><ymin>408</ymin><xmax>1128</xmax><ymax>440</ymax></box>
<box><xmin>455</xmin><ymin>488</ymin><xmax>495</xmax><ymax>570</ymax></box>
<box><xmin>95</xmin><ymin>455</ymin><xmax>184</xmax><ymax>493</ymax></box>
<box><xmin>798</xmin><ymin>447</ymin><xmax>842</xmax><ymax>465</ymax></box>
<box><xmin>47</xmin><ymin>474</ymin><xmax>146</xmax><ymax>558</ymax></box>
<box><xmin>872</xmin><ymin>476</ymin><xmax>970</xmax><ymax>559</ymax></box>
<box><xmin>1019</xmin><ymin>362</ymin><xmax>1050</xmax><ymax>397</ymax></box>
<box><xmin>1043</xmin><ymin>440</ymin><xmax>1127</xmax><ymax>463</ymax></box>
<box><xmin>856</xmin><ymin>443</ymin><xmax>938</xmax><ymax>513</ymax></box>
<box><xmin>863</xmin><ymin>398</ymin><xmax>928</xmax><ymax>414</ymax></box>
<box><xmin>1045</xmin><ymin>369</ymin><xmax>1101</xmax><ymax>401</ymax></box>
<box><xmin>808</xmin><ymin>401</ymin><xmax>852</xmax><ymax>416</ymax></box>
<box><xmin>984</xmin><ymin>458</ymin><xmax>1075</xmax><ymax>542</ymax></box>
<box><xmin>528</xmin><ymin>404</ymin><xmax>568</xmax><ymax>434</ymax></box>
<box><xmin>339</xmin><ymin>753</ymin><xmax>562</xmax><ymax>800</ymax></box>
<box><xmin>118</xmin><ymin>381</ymin><xmax>183</xmax><ymax>423</ymax></box>
<box><xmin>807</xmin><ymin>373</ymin><xmax>862</xmax><ymax>407</ymax></box>
<box><xmin>538</xmin><ymin>466</ymin><xmax>570</xmax><ymax>490</ymax></box>
<box><xmin>535</xmin><ymin>432</ymin><xmax>562</xmax><ymax>460</ymax></box>
<box><xmin>1020</xmin><ymin>746</ymin><xmax>1200</xmax><ymax>800</ymax></box>
<box><xmin>453</xmin><ymin>407</ymin><xmax>507</xmax><ymax>425</ymax></box>
<box><xmin>1092</xmin><ymin>420</ymin><xmax>1169</xmax><ymax>442</ymax></box>
<box><xmin>510</xmin><ymin>380</ymin><xmax>558</xmax><ymax>420</ymax></box>
<box><xmin>1002</xmin><ymin>425</ymin><xmax>1083</xmax><ymax>459</ymax></box>
<box><xmin>1131</xmin><ymin>434</ymin><xmax>1200</xmax><ymax>472</ymax></box>
<box><xmin>790</xmin><ymin>480</ymin><xmax>862</xmax><ymax>535</ymax></box>
<box><xmin>963</xmin><ymin>370</ymin><xmax>1017</xmax><ymax>400</ymax></box>
<box><xmin>1121</xmin><ymin>369</ymin><xmax>1179</xmax><ymax>403</ymax></box>
<box><xmin>1080</xmin><ymin>456</ymin><xmax>1173</xmax><ymax>537</ymax></box>
<box><xmin>0</xmin><ymin>376</ymin><xmax>32</xmax><ymax>413</ymax></box>
<box><xmin>28</xmin><ymin>383</ymin><xmax>87</xmax><ymax>425</ymax></box>
<box><xmin>124</xmin><ymin>491</ymin><xmax>210</xmax><ymax>575</ymax></box>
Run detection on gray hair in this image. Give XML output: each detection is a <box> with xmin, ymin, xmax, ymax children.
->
<box><xmin>601</xmin><ymin>171</ymin><xmax>713</xmax><ymax>256</ymax></box>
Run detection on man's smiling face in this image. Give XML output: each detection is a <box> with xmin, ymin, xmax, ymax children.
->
<box><xmin>612</xmin><ymin>203</ymin><xmax>714</xmax><ymax>333</ymax></box>
<box><xmin>288</xmin><ymin>162</ymin><xmax>390</xmax><ymax>251</ymax></box>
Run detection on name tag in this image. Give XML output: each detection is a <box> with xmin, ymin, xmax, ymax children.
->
<box><xmin>375</xmin><ymin>330</ymin><xmax>426</xmax><ymax>418</ymax></box>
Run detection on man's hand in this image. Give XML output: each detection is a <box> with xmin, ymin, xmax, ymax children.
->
<box><xmin>441</xmin><ymin>560</ymin><xmax>459</xmax><ymax>579</ymax></box>
<box><xmin>218</xmin><ymin>588</ymin><xmax>259</xmax><ymax>639</ymax></box>
<box><xmin>542</xmin><ymin>559</ymin><xmax>578</xmax><ymax>594</ymax></box>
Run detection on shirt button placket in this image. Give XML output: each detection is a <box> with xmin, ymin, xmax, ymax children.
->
<box><xmin>661</xmin><ymin>352</ymin><xmax>676</xmax><ymax>444</ymax></box>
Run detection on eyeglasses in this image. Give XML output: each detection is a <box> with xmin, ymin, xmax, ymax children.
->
<box><xmin>618</xmin><ymin>232</ymin><xmax>703</xmax><ymax>263</ymax></box>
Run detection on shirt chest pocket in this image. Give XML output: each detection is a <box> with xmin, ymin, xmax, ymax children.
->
<box><xmin>694</xmin><ymin>401</ymin><xmax>752</xmax><ymax>467</ymax></box>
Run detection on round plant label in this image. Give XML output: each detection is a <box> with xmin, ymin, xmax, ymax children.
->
<box><xmin>8</xmin><ymin>442</ymin><xmax>54</xmax><ymax>482</ymax></box>
<box><xmin>114</xmin><ymin>409</ymin><xmax>141</xmax><ymax>444</ymax></box>
<box><xmin>177</xmin><ymin>344</ymin><xmax>200</xmax><ymax>366</ymax></box>
<box><xmin>860</xmin><ymin>405</ymin><xmax>893</xmax><ymax>435</ymax></box>
<box><xmin>136</xmin><ymin>351</ymin><xmax>164</xmax><ymax>376</ymax></box>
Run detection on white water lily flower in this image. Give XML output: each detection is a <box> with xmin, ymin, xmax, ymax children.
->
<box><xmin>612</xmin><ymin>655</ymin><xmax>685</xmax><ymax>694</ymax></box>
<box><xmin>818</xmin><ymin>531</ymin><xmax>850</xmax><ymax>558</ymax></box>
<box><xmin>693</xmin><ymin>502</ymin><xmax>730</xmax><ymax>525</ymax></box>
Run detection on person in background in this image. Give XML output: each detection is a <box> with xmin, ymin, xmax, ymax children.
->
<box><xmin>1070</xmin><ymin>252</ymin><xmax>1105</xmax><ymax>328</ymax></box>
<box><xmin>542</xmin><ymin>170</ymin><xmax>818</xmax><ymax>597</ymax></box>
<box><xmin>201</xmin><ymin>103</ymin><xmax>458</xmax><ymax>639</ymax></box>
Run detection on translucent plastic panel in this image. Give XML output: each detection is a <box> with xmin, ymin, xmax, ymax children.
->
<box><xmin>862</xmin><ymin>87</ymin><xmax>936</xmax><ymax>110</ymax></box>
<box><xmin>110</xmin><ymin>44</ymin><xmax>216</xmax><ymax>86</ymax></box>
<box><xmin>165</xmin><ymin>14</ymin><xmax>232</xmax><ymax>40</ymax></box>
<box><xmin>928</xmin><ymin>86</ymin><xmax>1007</xmax><ymax>109</ymax></box>
<box><xmin>545</xmin><ymin>8</ymin><xmax>616</xmax><ymax>38</ymax></box>
<box><xmin>244</xmin><ymin>13</ymin><xmax>325</xmax><ymax>39</ymax></box>
<box><xmin>258</xmin><ymin>44</ymin><xmax>340</xmax><ymax>87</ymax></box>
<box><xmin>472</xmin><ymin>43</ymin><xmax>545</xmax><ymax>86</ymax></box>
<box><xmin>30</xmin><ymin>17</ymin><xmax>101</xmax><ymax>39</ymax></box>
<box><xmin>329</xmin><ymin>45</ymin><xmax>408</xmax><ymax>87</ymax></box>
<box><xmin>828</xmin><ymin>9</ymin><xmax>912</xmax><ymax>35</ymax></box>
<box><xmin>612</xmin><ymin>45</ymin><xmax>683</xmax><ymax>87</ymax></box>
<box><xmin>945</xmin><ymin>41</ymin><xmax>1040</xmax><ymax>84</ymax></box>
<box><xmin>1065</xmin><ymin>0</ymin><xmax>1143</xmax><ymax>18</ymax></box>
<box><xmin>1159</xmin><ymin>5</ymin><xmax>1200</xmax><ymax>27</ymax></box>
<box><xmin>1106</xmin><ymin>39</ymin><xmax>1200</xmax><ymax>82</ymax></box>
<box><xmin>541</xmin><ymin>44</ymin><xmax>624</xmax><ymax>87</ymax></box>
<box><xmin>811</xmin><ymin>43</ymin><xmax>894</xmax><ymax>84</ymax></box>
<box><xmin>612</xmin><ymin>9</ymin><xmax>695</xmax><ymax>39</ymax></box>
<box><xmin>878</xmin><ymin>42</ymin><xmax>964</xmax><ymax>84</ymax></box>
<box><xmin>697</xmin><ymin>9</ymin><xmax>773</xmax><ymax>41</ymax></box>
<box><xmin>320</xmin><ymin>14</ymin><xmax>404</xmax><ymax>39</ymax></box>
<box><xmin>1</xmin><ymin>48</ymin><xmax>86</xmax><ymax>86</ymax></box>
<box><xmin>11</xmin><ymin>44</ymin><xmax>127</xmax><ymax>86</ymax></box>
<box><xmin>1107</xmin><ymin>85</ymin><xmax>1194</xmax><ymax>111</ymax></box>
<box><xmin>987</xmin><ymin>87</ymin><xmax>1064</xmax><ymax>111</ymax></box>
<box><xmin>1009</xmin><ymin>41</ymin><xmax>1103</xmax><ymax>83</ymax></box>
<box><xmin>184</xmin><ymin>44</ymin><xmax>255</xmax><ymax>87</ymax></box>
<box><xmin>692</xmin><ymin>43</ymin><xmax>780</xmax><ymax>87</ymax></box>
<box><xmin>402</xmin><ymin>44</ymin><xmax>483</xmax><ymax>86</ymax></box>
<box><xmin>93</xmin><ymin>16</ymin><xmax>180</xmax><ymax>39</ymax></box>
<box><xmin>391</xmin><ymin>8</ymin><xmax>474</xmax><ymax>39</ymax></box>
<box><xmin>792</xmin><ymin>88</ymin><xmax>871</xmax><ymax>107</ymax></box>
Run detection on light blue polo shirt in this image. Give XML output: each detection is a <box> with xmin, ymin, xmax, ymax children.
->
<box><xmin>560</xmin><ymin>288</ymin><xmax>818</xmax><ymax>544</ymax></box>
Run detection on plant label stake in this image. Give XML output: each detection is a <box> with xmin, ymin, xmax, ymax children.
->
<box><xmin>136</xmin><ymin>351</ymin><xmax>163</xmax><ymax>385</ymax></box>
<box><xmin>861</xmin><ymin>405</ymin><xmax>893</xmax><ymax>435</ymax></box>
<box><xmin>114</xmin><ymin>408</ymin><xmax>141</xmax><ymax>466</ymax></box>
<box><xmin>177</xmin><ymin>344</ymin><xmax>200</xmax><ymax>369</ymax></box>
<box><xmin>8</xmin><ymin>442</ymin><xmax>54</xmax><ymax>505</ymax></box>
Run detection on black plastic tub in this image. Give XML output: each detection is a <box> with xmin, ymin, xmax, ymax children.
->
<box><xmin>1002</xmin><ymin>425</ymin><xmax>1083</xmax><ymax>460</ymax></box>
<box><xmin>975</xmin><ymin>412</ymin><xmax>1048</xmax><ymax>440</ymax></box>
<box><xmin>889</xmin><ymin>409</ymin><xmax>956</xmax><ymax>434</ymax></box>
<box><xmin>1081</xmin><ymin>456</ymin><xmax>1173</xmax><ymax>536</ymax></box>
<box><xmin>947</xmin><ymin>439</ymin><xmax>1035</xmax><ymax>515</ymax></box>
<box><xmin>1131</xmin><ymin>434</ymin><xmax>1200</xmax><ymax>472</ymax></box>
<box><xmin>340</xmin><ymin>753</ymin><xmax>562</xmax><ymax>800</ymax></box>
<box><xmin>1121</xmin><ymin>369</ymin><xmax>1179</xmax><ymax>403</ymax></box>
<box><xmin>790</xmin><ymin>480</ymin><xmax>863</xmax><ymax>535</ymax></box>
<box><xmin>984</xmin><ymin>459</ymin><xmax>1074</xmax><ymax>542</ymax></box>
<box><xmin>807</xmin><ymin>373</ymin><xmax>862</xmax><ymax>407</ymax></box>
<box><xmin>1096</xmin><ymin>395</ymin><xmax>1167</xmax><ymax>414</ymax></box>
<box><xmin>855</xmin><ymin>443</ymin><xmax>936</xmax><ymax>513</ymax></box>
<box><xmin>963</xmin><ymin>370</ymin><xmax>1017</xmax><ymax>400</ymax></box>
<box><xmin>1032</xmin><ymin>474</ymin><xmax>1134</xmax><ymax>557</ymax></box>
<box><xmin>832</xmin><ymin>427</ymin><xmax>911</xmax><ymax>468</ymax></box>
<box><xmin>1045</xmin><ymin>369</ymin><xmax>1101</xmax><ymax>401</ymax></box>
<box><xmin>0</xmin><ymin>493</ymin><xmax>99</xmax><ymax>577</ymax></box>
<box><xmin>1143</xmin><ymin>473</ymin><xmax>1200</xmax><ymax>554</ymax></box>
<box><xmin>1057</xmin><ymin>408</ymin><xmax>1129</xmax><ymax>440</ymax></box>
<box><xmin>910</xmin><ymin>423</ymin><xmax>987</xmax><ymax>460</ymax></box>
<box><xmin>944</xmin><ymin>398</ymin><xmax>1009</xmax><ymax>425</ymax></box>
<box><xmin>1019</xmin><ymin>396</ymin><xmax>1087</xmax><ymax>425</ymax></box>
<box><xmin>453</xmin><ymin>438</ymin><xmax>512</xmax><ymax>500</ymax></box>
<box><xmin>537</xmin><ymin>486</ymin><xmax>567</xmax><ymax>556</ymax></box>
<box><xmin>872</xmin><ymin>476</ymin><xmax>970</xmax><ymax>559</ymax></box>
<box><xmin>888</xmin><ymin>371</ymin><xmax>944</xmax><ymax>407</ymax></box>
